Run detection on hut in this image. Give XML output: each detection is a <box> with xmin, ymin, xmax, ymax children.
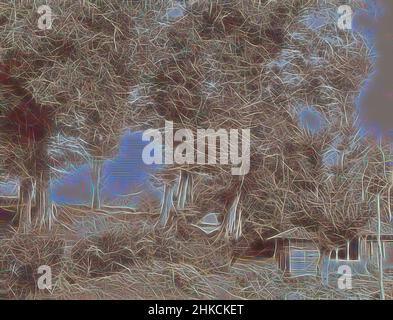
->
<box><xmin>320</xmin><ymin>219</ymin><xmax>393</xmax><ymax>283</ymax></box>
<box><xmin>267</xmin><ymin>227</ymin><xmax>320</xmax><ymax>277</ymax></box>
<box><xmin>359</xmin><ymin>218</ymin><xmax>393</xmax><ymax>272</ymax></box>
<box><xmin>233</xmin><ymin>219</ymin><xmax>393</xmax><ymax>279</ymax></box>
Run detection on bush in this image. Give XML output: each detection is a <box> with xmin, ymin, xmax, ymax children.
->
<box><xmin>0</xmin><ymin>230</ymin><xmax>64</xmax><ymax>298</ymax></box>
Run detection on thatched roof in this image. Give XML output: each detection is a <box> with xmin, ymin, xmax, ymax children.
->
<box><xmin>359</xmin><ymin>218</ymin><xmax>393</xmax><ymax>236</ymax></box>
<box><xmin>267</xmin><ymin>227</ymin><xmax>317</xmax><ymax>241</ymax></box>
<box><xmin>268</xmin><ymin>219</ymin><xmax>393</xmax><ymax>241</ymax></box>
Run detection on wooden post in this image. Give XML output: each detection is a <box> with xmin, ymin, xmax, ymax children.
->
<box><xmin>386</xmin><ymin>145</ymin><xmax>393</xmax><ymax>221</ymax></box>
<box><xmin>376</xmin><ymin>194</ymin><xmax>385</xmax><ymax>300</ymax></box>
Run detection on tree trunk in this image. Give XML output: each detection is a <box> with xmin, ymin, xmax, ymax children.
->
<box><xmin>175</xmin><ymin>170</ymin><xmax>193</xmax><ymax>210</ymax></box>
<box><xmin>225</xmin><ymin>193</ymin><xmax>242</xmax><ymax>240</ymax></box>
<box><xmin>318</xmin><ymin>249</ymin><xmax>329</xmax><ymax>285</ymax></box>
<box><xmin>159</xmin><ymin>184</ymin><xmax>174</xmax><ymax>227</ymax></box>
<box><xmin>16</xmin><ymin>177</ymin><xmax>34</xmax><ymax>232</ymax></box>
<box><xmin>91</xmin><ymin>158</ymin><xmax>103</xmax><ymax>210</ymax></box>
<box><xmin>34</xmin><ymin>170</ymin><xmax>54</xmax><ymax>230</ymax></box>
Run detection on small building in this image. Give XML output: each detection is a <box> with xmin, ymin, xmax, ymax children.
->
<box><xmin>321</xmin><ymin>219</ymin><xmax>393</xmax><ymax>282</ymax></box>
<box><xmin>270</xmin><ymin>219</ymin><xmax>393</xmax><ymax>278</ymax></box>
<box><xmin>267</xmin><ymin>227</ymin><xmax>320</xmax><ymax>277</ymax></box>
<box><xmin>359</xmin><ymin>218</ymin><xmax>393</xmax><ymax>272</ymax></box>
<box><xmin>234</xmin><ymin>219</ymin><xmax>393</xmax><ymax>278</ymax></box>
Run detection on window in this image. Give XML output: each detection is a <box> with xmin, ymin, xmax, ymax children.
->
<box><xmin>337</xmin><ymin>247</ymin><xmax>347</xmax><ymax>260</ymax></box>
<box><xmin>383</xmin><ymin>242</ymin><xmax>393</xmax><ymax>262</ymax></box>
<box><xmin>349</xmin><ymin>238</ymin><xmax>359</xmax><ymax>260</ymax></box>
<box><xmin>336</xmin><ymin>238</ymin><xmax>360</xmax><ymax>261</ymax></box>
<box><xmin>368</xmin><ymin>241</ymin><xmax>373</xmax><ymax>257</ymax></box>
<box><xmin>290</xmin><ymin>249</ymin><xmax>319</xmax><ymax>276</ymax></box>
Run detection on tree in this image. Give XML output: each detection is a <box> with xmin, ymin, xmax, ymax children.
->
<box><xmin>0</xmin><ymin>60</ymin><xmax>56</xmax><ymax>231</ymax></box>
<box><xmin>132</xmin><ymin>0</ymin><xmax>310</xmax><ymax>232</ymax></box>
<box><xmin>0</xmin><ymin>0</ymin><xmax>151</xmax><ymax>214</ymax></box>
<box><xmin>240</xmin><ymin>0</ymin><xmax>375</xmax><ymax>250</ymax></box>
<box><xmin>0</xmin><ymin>60</ymin><xmax>90</xmax><ymax>230</ymax></box>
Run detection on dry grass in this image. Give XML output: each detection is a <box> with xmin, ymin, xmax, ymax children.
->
<box><xmin>0</xmin><ymin>229</ymin><xmax>65</xmax><ymax>298</ymax></box>
<box><xmin>1</xmin><ymin>214</ymin><xmax>393</xmax><ymax>300</ymax></box>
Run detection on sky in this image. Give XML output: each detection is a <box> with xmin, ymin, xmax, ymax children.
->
<box><xmin>0</xmin><ymin>131</ymin><xmax>160</xmax><ymax>206</ymax></box>
<box><xmin>298</xmin><ymin>0</ymin><xmax>392</xmax><ymax>166</ymax></box>
<box><xmin>51</xmin><ymin>131</ymin><xmax>160</xmax><ymax>207</ymax></box>
<box><xmin>353</xmin><ymin>0</ymin><xmax>393</xmax><ymax>142</ymax></box>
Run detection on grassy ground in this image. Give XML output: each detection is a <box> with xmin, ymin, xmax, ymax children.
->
<box><xmin>0</xmin><ymin>207</ymin><xmax>392</xmax><ymax>300</ymax></box>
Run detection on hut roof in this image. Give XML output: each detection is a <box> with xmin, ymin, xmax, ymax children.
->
<box><xmin>359</xmin><ymin>218</ymin><xmax>393</xmax><ymax>236</ymax></box>
<box><xmin>267</xmin><ymin>227</ymin><xmax>316</xmax><ymax>241</ymax></box>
